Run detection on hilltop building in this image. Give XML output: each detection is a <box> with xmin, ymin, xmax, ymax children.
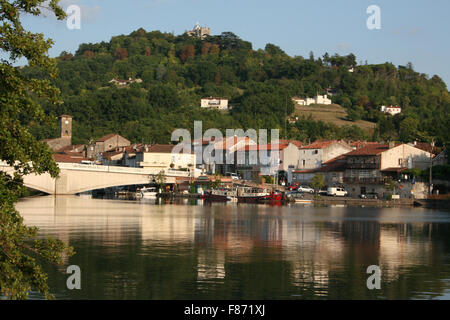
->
<box><xmin>380</xmin><ymin>105</ymin><xmax>401</xmax><ymax>116</ymax></box>
<box><xmin>292</xmin><ymin>94</ymin><xmax>332</xmax><ymax>106</ymax></box>
<box><xmin>201</xmin><ymin>97</ymin><xmax>228</xmax><ymax>110</ymax></box>
<box><xmin>187</xmin><ymin>22</ymin><xmax>210</xmax><ymax>39</ymax></box>
<box><xmin>109</xmin><ymin>78</ymin><xmax>142</xmax><ymax>87</ymax></box>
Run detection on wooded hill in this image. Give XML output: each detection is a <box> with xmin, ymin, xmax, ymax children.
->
<box><xmin>23</xmin><ymin>28</ymin><xmax>450</xmax><ymax>147</ymax></box>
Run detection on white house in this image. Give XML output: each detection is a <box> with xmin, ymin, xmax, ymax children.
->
<box><xmin>136</xmin><ymin>144</ymin><xmax>196</xmax><ymax>171</ymax></box>
<box><xmin>201</xmin><ymin>97</ymin><xmax>229</xmax><ymax>110</ymax></box>
<box><xmin>380</xmin><ymin>105</ymin><xmax>402</xmax><ymax>116</ymax></box>
<box><xmin>298</xmin><ymin>140</ymin><xmax>353</xmax><ymax>170</ymax></box>
<box><xmin>291</xmin><ymin>94</ymin><xmax>332</xmax><ymax>106</ymax></box>
<box><xmin>109</xmin><ymin>78</ymin><xmax>143</xmax><ymax>86</ymax></box>
<box><xmin>291</xmin><ymin>97</ymin><xmax>306</xmax><ymax>105</ymax></box>
<box><xmin>315</xmin><ymin>95</ymin><xmax>332</xmax><ymax>105</ymax></box>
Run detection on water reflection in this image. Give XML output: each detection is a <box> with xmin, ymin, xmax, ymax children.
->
<box><xmin>16</xmin><ymin>196</ymin><xmax>450</xmax><ymax>300</ymax></box>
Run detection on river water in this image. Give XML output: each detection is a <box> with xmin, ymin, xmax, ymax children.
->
<box><xmin>15</xmin><ymin>195</ymin><xmax>450</xmax><ymax>300</ymax></box>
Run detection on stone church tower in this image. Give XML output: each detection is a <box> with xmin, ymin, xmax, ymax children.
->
<box><xmin>43</xmin><ymin>115</ymin><xmax>73</xmax><ymax>151</ymax></box>
<box><xmin>60</xmin><ymin>115</ymin><xmax>72</xmax><ymax>140</ymax></box>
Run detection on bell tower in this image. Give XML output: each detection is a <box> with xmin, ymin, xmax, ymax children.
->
<box><xmin>60</xmin><ymin>115</ymin><xmax>72</xmax><ymax>141</ymax></box>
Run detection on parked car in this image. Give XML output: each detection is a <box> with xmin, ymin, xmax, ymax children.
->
<box><xmin>359</xmin><ymin>193</ymin><xmax>378</xmax><ymax>199</ymax></box>
<box><xmin>287</xmin><ymin>191</ymin><xmax>305</xmax><ymax>199</ymax></box>
<box><xmin>225</xmin><ymin>172</ymin><xmax>240</xmax><ymax>180</ymax></box>
<box><xmin>327</xmin><ymin>187</ymin><xmax>348</xmax><ymax>197</ymax></box>
<box><xmin>287</xmin><ymin>185</ymin><xmax>298</xmax><ymax>191</ymax></box>
<box><xmin>318</xmin><ymin>189</ymin><xmax>328</xmax><ymax>195</ymax></box>
<box><xmin>297</xmin><ymin>186</ymin><xmax>315</xmax><ymax>193</ymax></box>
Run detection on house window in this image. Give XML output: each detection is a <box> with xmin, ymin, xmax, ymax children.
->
<box><xmin>313</xmin><ymin>150</ymin><xmax>318</xmax><ymax>155</ymax></box>
<box><xmin>359</xmin><ymin>170</ymin><xmax>371</xmax><ymax>178</ymax></box>
<box><xmin>302</xmin><ymin>160</ymin><xmax>305</xmax><ymax>167</ymax></box>
<box><xmin>398</xmin><ymin>158</ymin><xmax>403</xmax><ymax>165</ymax></box>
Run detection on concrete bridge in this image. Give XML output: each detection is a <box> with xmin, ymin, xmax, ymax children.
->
<box><xmin>0</xmin><ymin>162</ymin><xmax>196</xmax><ymax>195</ymax></box>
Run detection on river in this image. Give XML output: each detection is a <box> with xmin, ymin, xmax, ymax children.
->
<box><xmin>15</xmin><ymin>195</ymin><xmax>450</xmax><ymax>300</ymax></box>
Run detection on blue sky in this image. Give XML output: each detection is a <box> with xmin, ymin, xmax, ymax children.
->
<box><xmin>17</xmin><ymin>0</ymin><xmax>450</xmax><ymax>87</ymax></box>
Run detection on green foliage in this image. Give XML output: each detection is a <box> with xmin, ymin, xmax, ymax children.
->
<box><xmin>0</xmin><ymin>0</ymin><xmax>73</xmax><ymax>299</ymax></box>
<box><xmin>262</xmin><ymin>176</ymin><xmax>275</xmax><ymax>184</ymax></box>
<box><xmin>207</xmin><ymin>174</ymin><xmax>222</xmax><ymax>189</ymax></box>
<box><xmin>385</xmin><ymin>178</ymin><xmax>398</xmax><ymax>194</ymax></box>
<box><xmin>311</xmin><ymin>174</ymin><xmax>325</xmax><ymax>191</ymax></box>
<box><xmin>431</xmin><ymin>165</ymin><xmax>450</xmax><ymax>181</ymax></box>
<box><xmin>18</xmin><ymin>27</ymin><xmax>450</xmax><ymax>147</ymax></box>
<box><xmin>155</xmin><ymin>171</ymin><xmax>167</xmax><ymax>188</ymax></box>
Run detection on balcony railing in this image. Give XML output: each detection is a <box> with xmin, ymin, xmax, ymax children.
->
<box><xmin>346</xmin><ymin>163</ymin><xmax>379</xmax><ymax>169</ymax></box>
<box><xmin>344</xmin><ymin>177</ymin><xmax>388</xmax><ymax>184</ymax></box>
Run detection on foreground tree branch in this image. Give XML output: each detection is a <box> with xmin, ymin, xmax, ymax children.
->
<box><xmin>0</xmin><ymin>0</ymin><xmax>73</xmax><ymax>300</ymax></box>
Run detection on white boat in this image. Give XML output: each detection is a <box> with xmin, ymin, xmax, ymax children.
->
<box><xmin>294</xmin><ymin>199</ymin><xmax>313</xmax><ymax>204</ymax></box>
<box><xmin>136</xmin><ymin>186</ymin><xmax>158</xmax><ymax>199</ymax></box>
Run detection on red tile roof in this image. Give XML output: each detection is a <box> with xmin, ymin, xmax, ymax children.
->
<box><xmin>145</xmin><ymin>144</ymin><xmax>176</xmax><ymax>153</ymax></box>
<box><xmin>101</xmin><ymin>150</ymin><xmax>124</xmax><ymax>160</ymax></box>
<box><xmin>214</xmin><ymin>137</ymin><xmax>254</xmax><ymax>150</ymax></box>
<box><xmin>202</xmin><ymin>97</ymin><xmax>228</xmax><ymax>100</ymax></box>
<box><xmin>316</xmin><ymin>155</ymin><xmax>348</xmax><ymax>172</ymax></box>
<box><xmin>55</xmin><ymin>144</ymin><xmax>85</xmax><ymax>153</ymax></box>
<box><xmin>239</xmin><ymin>143</ymin><xmax>289</xmax><ymax>151</ymax></box>
<box><xmin>95</xmin><ymin>134</ymin><xmax>129</xmax><ymax>142</ymax></box>
<box><xmin>53</xmin><ymin>154</ymin><xmax>89</xmax><ymax>163</ymax></box>
<box><xmin>346</xmin><ymin>143</ymin><xmax>392</xmax><ymax>156</ymax></box>
<box><xmin>192</xmin><ymin>137</ymin><xmax>216</xmax><ymax>145</ymax></box>
<box><xmin>410</xmin><ymin>142</ymin><xmax>435</xmax><ymax>154</ymax></box>
<box><xmin>293</xmin><ymin>169</ymin><xmax>316</xmax><ymax>174</ymax></box>
<box><xmin>347</xmin><ymin>141</ymin><xmax>380</xmax><ymax>149</ymax></box>
<box><xmin>279</xmin><ymin>140</ymin><xmax>303</xmax><ymax>148</ymax></box>
<box><xmin>300</xmin><ymin>140</ymin><xmax>340</xmax><ymax>150</ymax></box>
<box><xmin>381</xmin><ymin>167</ymin><xmax>407</xmax><ymax>173</ymax></box>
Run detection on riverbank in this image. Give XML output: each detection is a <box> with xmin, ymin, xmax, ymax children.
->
<box><xmin>413</xmin><ymin>199</ymin><xmax>450</xmax><ymax>209</ymax></box>
<box><xmin>158</xmin><ymin>192</ymin><xmax>450</xmax><ymax>209</ymax></box>
<box><xmin>313</xmin><ymin>197</ymin><xmax>414</xmax><ymax>207</ymax></box>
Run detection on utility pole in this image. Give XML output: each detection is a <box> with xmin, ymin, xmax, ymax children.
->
<box><xmin>429</xmin><ymin>140</ymin><xmax>435</xmax><ymax>196</ymax></box>
<box><xmin>285</xmin><ymin>96</ymin><xmax>287</xmax><ymax>140</ymax></box>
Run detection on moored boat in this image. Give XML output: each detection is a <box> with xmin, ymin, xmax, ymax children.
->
<box><xmin>259</xmin><ymin>191</ymin><xmax>283</xmax><ymax>202</ymax></box>
<box><xmin>136</xmin><ymin>186</ymin><xmax>158</xmax><ymax>199</ymax></box>
<box><xmin>236</xmin><ymin>187</ymin><xmax>270</xmax><ymax>203</ymax></box>
<box><xmin>202</xmin><ymin>189</ymin><xmax>237</xmax><ymax>202</ymax></box>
